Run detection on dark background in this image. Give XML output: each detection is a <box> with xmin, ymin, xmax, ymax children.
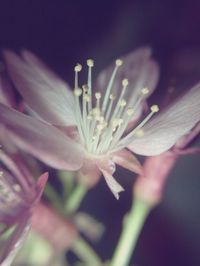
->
<box><xmin>0</xmin><ymin>1</ymin><xmax>200</xmax><ymax>265</ymax></box>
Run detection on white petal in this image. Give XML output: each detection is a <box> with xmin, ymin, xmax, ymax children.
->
<box><xmin>128</xmin><ymin>83</ymin><xmax>200</xmax><ymax>155</ymax></box>
<box><xmin>4</xmin><ymin>50</ymin><xmax>76</xmax><ymax>126</ymax></box>
<box><xmin>98</xmin><ymin>159</ymin><xmax>124</xmax><ymax>199</ymax></box>
<box><xmin>95</xmin><ymin>47</ymin><xmax>159</xmax><ymax>106</ymax></box>
<box><xmin>0</xmin><ymin>104</ymin><xmax>84</xmax><ymax>170</ymax></box>
<box><xmin>112</xmin><ymin>149</ymin><xmax>143</xmax><ymax>175</ymax></box>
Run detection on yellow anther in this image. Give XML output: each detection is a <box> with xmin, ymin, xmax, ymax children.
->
<box><xmin>74</xmin><ymin>64</ymin><xmax>82</xmax><ymax>72</ymax></box>
<box><xmin>82</xmin><ymin>84</ymin><xmax>89</xmax><ymax>93</ymax></box>
<box><xmin>0</xmin><ymin>171</ymin><xmax>3</xmax><ymax>177</ymax></box>
<box><xmin>74</xmin><ymin>88</ymin><xmax>82</xmax><ymax>96</ymax></box>
<box><xmin>95</xmin><ymin>92</ymin><xmax>101</xmax><ymax>99</ymax></box>
<box><xmin>151</xmin><ymin>105</ymin><xmax>159</xmax><ymax>113</ymax></box>
<box><xmin>135</xmin><ymin>129</ymin><xmax>144</xmax><ymax>137</ymax></box>
<box><xmin>13</xmin><ymin>184</ymin><xmax>21</xmax><ymax>192</ymax></box>
<box><xmin>120</xmin><ymin>99</ymin><xmax>126</xmax><ymax>107</ymax></box>
<box><xmin>109</xmin><ymin>94</ymin><xmax>115</xmax><ymax>100</ymax></box>
<box><xmin>83</xmin><ymin>94</ymin><xmax>91</xmax><ymax>102</ymax></box>
<box><xmin>122</xmin><ymin>78</ymin><xmax>129</xmax><ymax>87</ymax></box>
<box><xmin>87</xmin><ymin>59</ymin><xmax>94</xmax><ymax>67</ymax></box>
<box><xmin>112</xmin><ymin>118</ymin><xmax>123</xmax><ymax>128</ymax></box>
<box><xmin>126</xmin><ymin>108</ymin><xmax>134</xmax><ymax>116</ymax></box>
<box><xmin>92</xmin><ymin>108</ymin><xmax>101</xmax><ymax>117</ymax></box>
<box><xmin>115</xmin><ymin>59</ymin><xmax>123</xmax><ymax>66</ymax></box>
<box><xmin>97</xmin><ymin>120</ymin><xmax>107</xmax><ymax>131</ymax></box>
<box><xmin>142</xmin><ymin>87</ymin><xmax>149</xmax><ymax>95</ymax></box>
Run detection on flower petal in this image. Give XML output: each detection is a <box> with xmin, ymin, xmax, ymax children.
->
<box><xmin>112</xmin><ymin>149</ymin><xmax>143</xmax><ymax>175</ymax></box>
<box><xmin>3</xmin><ymin>50</ymin><xmax>76</xmax><ymax>126</ymax></box>
<box><xmin>127</xmin><ymin>83</ymin><xmax>200</xmax><ymax>155</ymax></box>
<box><xmin>95</xmin><ymin>47</ymin><xmax>159</xmax><ymax>106</ymax></box>
<box><xmin>0</xmin><ymin>104</ymin><xmax>84</xmax><ymax>170</ymax></box>
<box><xmin>0</xmin><ymin>71</ymin><xmax>15</xmax><ymax>108</ymax></box>
<box><xmin>98</xmin><ymin>159</ymin><xmax>124</xmax><ymax>199</ymax></box>
<box><xmin>0</xmin><ymin>213</ymin><xmax>31</xmax><ymax>266</ymax></box>
<box><xmin>34</xmin><ymin>172</ymin><xmax>48</xmax><ymax>203</ymax></box>
<box><xmin>78</xmin><ymin>160</ymin><xmax>101</xmax><ymax>188</ymax></box>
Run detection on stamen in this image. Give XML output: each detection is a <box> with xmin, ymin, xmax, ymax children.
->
<box><xmin>74</xmin><ymin>86</ymin><xmax>85</xmax><ymax>143</ymax></box>
<box><xmin>74</xmin><ymin>88</ymin><xmax>82</xmax><ymax>96</ymax></box>
<box><xmin>109</xmin><ymin>78</ymin><xmax>128</xmax><ymax>121</ymax></box>
<box><xmin>87</xmin><ymin>59</ymin><xmax>94</xmax><ymax>109</ymax></box>
<box><xmin>102</xmin><ymin>59</ymin><xmax>123</xmax><ymax>112</ymax></box>
<box><xmin>109</xmin><ymin>108</ymin><xmax>134</xmax><ymax>148</ymax></box>
<box><xmin>115</xmin><ymin>104</ymin><xmax>160</xmax><ymax>150</ymax></box>
<box><xmin>141</xmin><ymin>87</ymin><xmax>149</xmax><ymax>95</ymax></box>
<box><xmin>13</xmin><ymin>184</ymin><xmax>21</xmax><ymax>192</ymax></box>
<box><xmin>74</xmin><ymin>63</ymin><xmax>82</xmax><ymax>89</ymax></box>
<box><xmin>95</xmin><ymin>92</ymin><xmax>101</xmax><ymax>109</ymax></box>
<box><xmin>105</xmin><ymin>94</ymin><xmax>115</xmax><ymax>121</ymax></box>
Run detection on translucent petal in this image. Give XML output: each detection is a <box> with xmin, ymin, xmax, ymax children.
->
<box><xmin>112</xmin><ymin>149</ymin><xmax>143</xmax><ymax>175</ymax></box>
<box><xmin>4</xmin><ymin>50</ymin><xmax>76</xmax><ymax>126</ymax></box>
<box><xmin>95</xmin><ymin>47</ymin><xmax>159</xmax><ymax>107</ymax></box>
<box><xmin>128</xmin><ymin>83</ymin><xmax>200</xmax><ymax>155</ymax></box>
<box><xmin>98</xmin><ymin>159</ymin><xmax>124</xmax><ymax>199</ymax></box>
<box><xmin>0</xmin><ymin>104</ymin><xmax>84</xmax><ymax>170</ymax></box>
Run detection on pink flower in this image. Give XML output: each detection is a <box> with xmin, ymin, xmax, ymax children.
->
<box><xmin>0</xmin><ymin>150</ymin><xmax>47</xmax><ymax>265</ymax></box>
<box><xmin>1</xmin><ymin>48</ymin><xmax>200</xmax><ymax>199</ymax></box>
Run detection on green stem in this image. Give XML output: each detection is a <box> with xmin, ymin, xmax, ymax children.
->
<box><xmin>110</xmin><ymin>198</ymin><xmax>151</xmax><ymax>266</ymax></box>
<box><xmin>44</xmin><ymin>183</ymin><xmax>63</xmax><ymax>212</ymax></box>
<box><xmin>71</xmin><ymin>237</ymin><xmax>102</xmax><ymax>266</ymax></box>
<box><xmin>65</xmin><ymin>184</ymin><xmax>87</xmax><ymax>214</ymax></box>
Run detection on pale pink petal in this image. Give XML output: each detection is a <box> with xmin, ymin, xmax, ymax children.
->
<box><xmin>128</xmin><ymin>83</ymin><xmax>200</xmax><ymax>155</ymax></box>
<box><xmin>78</xmin><ymin>159</ymin><xmax>101</xmax><ymax>188</ymax></box>
<box><xmin>0</xmin><ymin>104</ymin><xmax>84</xmax><ymax>170</ymax></box>
<box><xmin>95</xmin><ymin>47</ymin><xmax>159</xmax><ymax>106</ymax></box>
<box><xmin>98</xmin><ymin>159</ymin><xmax>124</xmax><ymax>199</ymax></box>
<box><xmin>112</xmin><ymin>149</ymin><xmax>143</xmax><ymax>175</ymax></box>
<box><xmin>0</xmin><ymin>214</ymin><xmax>31</xmax><ymax>266</ymax></box>
<box><xmin>4</xmin><ymin>50</ymin><xmax>76</xmax><ymax>126</ymax></box>
<box><xmin>33</xmin><ymin>172</ymin><xmax>48</xmax><ymax>203</ymax></box>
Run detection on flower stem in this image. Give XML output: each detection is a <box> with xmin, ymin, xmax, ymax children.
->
<box><xmin>110</xmin><ymin>198</ymin><xmax>151</xmax><ymax>266</ymax></box>
<box><xmin>65</xmin><ymin>184</ymin><xmax>87</xmax><ymax>214</ymax></box>
<box><xmin>71</xmin><ymin>237</ymin><xmax>102</xmax><ymax>266</ymax></box>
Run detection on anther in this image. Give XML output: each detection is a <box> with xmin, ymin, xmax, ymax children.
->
<box><xmin>150</xmin><ymin>105</ymin><xmax>159</xmax><ymax>113</ymax></box>
<box><xmin>122</xmin><ymin>78</ymin><xmax>129</xmax><ymax>87</ymax></box>
<box><xmin>82</xmin><ymin>84</ymin><xmax>89</xmax><ymax>93</ymax></box>
<box><xmin>74</xmin><ymin>88</ymin><xmax>82</xmax><ymax>96</ymax></box>
<box><xmin>87</xmin><ymin>59</ymin><xmax>94</xmax><ymax>67</ymax></box>
<box><xmin>126</xmin><ymin>108</ymin><xmax>134</xmax><ymax>116</ymax></box>
<box><xmin>135</xmin><ymin>129</ymin><xmax>144</xmax><ymax>137</ymax></box>
<box><xmin>83</xmin><ymin>94</ymin><xmax>91</xmax><ymax>102</ymax></box>
<box><xmin>95</xmin><ymin>92</ymin><xmax>101</xmax><ymax>99</ymax></box>
<box><xmin>115</xmin><ymin>59</ymin><xmax>123</xmax><ymax>66</ymax></box>
<box><xmin>120</xmin><ymin>99</ymin><xmax>126</xmax><ymax>107</ymax></box>
<box><xmin>92</xmin><ymin>108</ymin><xmax>101</xmax><ymax>117</ymax></box>
<box><xmin>74</xmin><ymin>64</ymin><xmax>82</xmax><ymax>72</ymax></box>
<box><xmin>0</xmin><ymin>171</ymin><xmax>3</xmax><ymax>177</ymax></box>
<box><xmin>13</xmin><ymin>184</ymin><xmax>21</xmax><ymax>192</ymax></box>
<box><xmin>142</xmin><ymin>87</ymin><xmax>149</xmax><ymax>95</ymax></box>
<box><xmin>109</xmin><ymin>94</ymin><xmax>115</xmax><ymax>100</ymax></box>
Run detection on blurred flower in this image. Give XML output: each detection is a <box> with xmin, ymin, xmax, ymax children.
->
<box><xmin>0</xmin><ymin>149</ymin><xmax>47</xmax><ymax>265</ymax></box>
<box><xmin>1</xmin><ymin>48</ymin><xmax>200</xmax><ymax>198</ymax></box>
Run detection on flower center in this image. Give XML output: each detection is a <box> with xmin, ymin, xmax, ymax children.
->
<box><xmin>73</xmin><ymin>59</ymin><xmax>159</xmax><ymax>155</ymax></box>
